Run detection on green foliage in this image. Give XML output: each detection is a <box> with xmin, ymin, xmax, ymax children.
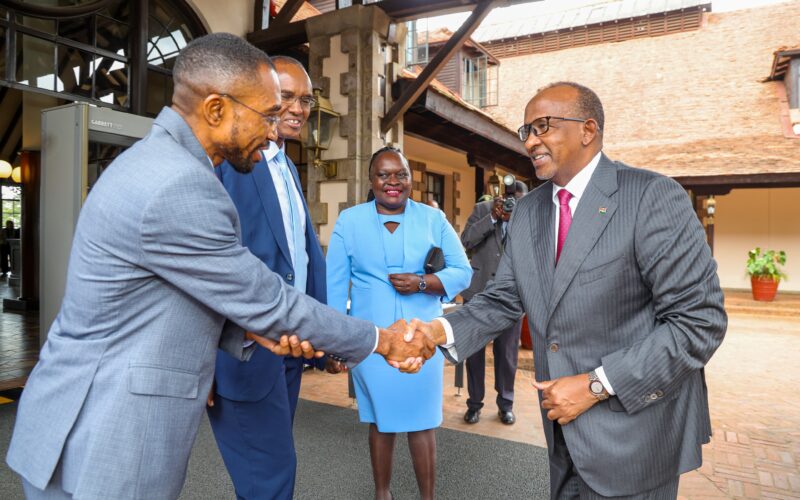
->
<box><xmin>746</xmin><ymin>248</ymin><xmax>787</xmax><ymax>281</ymax></box>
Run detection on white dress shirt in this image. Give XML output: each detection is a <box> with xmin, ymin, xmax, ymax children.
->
<box><xmin>436</xmin><ymin>151</ymin><xmax>615</xmax><ymax>394</ymax></box>
<box><xmin>263</xmin><ymin>142</ymin><xmax>307</xmax><ymax>267</ymax></box>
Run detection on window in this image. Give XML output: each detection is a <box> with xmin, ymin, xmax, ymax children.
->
<box><xmin>405</xmin><ymin>20</ymin><xmax>429</xmax><ymax>67</ymax></box>
<box><xmin>461</xmin><ymin>55</ymin><xmax>498</xmax><ymax>108</ymax></box>
<box><xmin>1</xmin><ymin>185</ymin><xmax>21</xmax><ymax>229</ymax></box>
<box><xmin>423</xmin><ymin>172</ymin><xmax>444</xmax><ymax>207</ymax></box>
<box><xmin>0</xmin><ymin>0</ymin><xmax>205</xmax><ymax>114</ymax></box>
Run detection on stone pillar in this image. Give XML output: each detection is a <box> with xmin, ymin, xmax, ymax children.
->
<box><xmin>306</xmin><ymin>5</ymin><xmax>406</xmax><ymax>247</ymax></box>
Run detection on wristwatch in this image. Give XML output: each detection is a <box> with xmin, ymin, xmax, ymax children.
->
<box><xmin>417</xmin><ymin>275</ymin><xmax>427</xmax><ymax>292</ymax></box>
<box><xmin>588</xmin><ymin>370</ymin><xmax>609</xmax><ymax>400</ymax></box>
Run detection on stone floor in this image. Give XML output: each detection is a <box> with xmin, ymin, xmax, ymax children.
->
<box><xmin>2</xmin><ymin>276</ymin><xmax>799</xmax><ymax>498</ymax></box>
<box><xmin>0</xmin><ymin>276</ymin><xmax>38</xmax><ymax>392</ymax></box>
<box><xmin>299</xmin><ymin>311</ymin><xmax>800</xmax><ymax>499</ymax></box>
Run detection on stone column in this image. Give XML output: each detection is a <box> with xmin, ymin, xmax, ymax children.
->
<box><xmin>306</xmin><ymin>5</ymin><xmax>406</xmax><ymax>248</ymax></box>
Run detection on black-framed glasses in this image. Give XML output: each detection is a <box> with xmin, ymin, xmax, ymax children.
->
<box><xmin>281</xmin><ymin>92</ymin><xmax>317</xmax><ymax>109</ymax></box>
<box><xmin>517</xmin><ymin>116</ymin><xmax>587</xmax><ymax>141</ymax></box>
<box><xmin>218</xmin><ymin>94</ymin><xmax>280</xmax><ymax>128</ymax></box>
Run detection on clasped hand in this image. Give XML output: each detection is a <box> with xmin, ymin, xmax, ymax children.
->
<box><xmin>244</xmin><ymin>318</ymin><xmax>439</xmax><ymax>374</ymax></box>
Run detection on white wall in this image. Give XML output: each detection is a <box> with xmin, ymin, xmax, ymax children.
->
<box><xmin>714</xmin><ymin>187</ymin><xmax>800</xmax><ymax>292</ymax></box>
<box><xmin>188</xmin><ymin>0</ymin><xmax>253</xmax><ymax>36</ymax></box>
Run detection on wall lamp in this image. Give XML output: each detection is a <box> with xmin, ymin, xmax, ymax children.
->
<box><xmin>305</xmin><ymin>87</ymin><xmax>340</xmax><ymax>179</ymax></box>
<box><xmin>0</xmin><ymin>160</ymin><xmax>12</xmax><ymax>180</ymax></box>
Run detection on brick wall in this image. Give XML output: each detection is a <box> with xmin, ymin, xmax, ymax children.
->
<box><xmin>485</xmin><ymin>2</ymin><xmax>800</xmax><ymax>176</ymax></box>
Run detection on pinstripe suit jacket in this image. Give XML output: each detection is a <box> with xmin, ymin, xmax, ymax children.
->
<box><xmin>6</xmin><ymin>107</ymin><xmax>376</xmax><ymax>499</ymax></box>
<box><xmin>444</xmin><ymin>154</ymin><xmax>726</xmax><ymax>496</ymax></box>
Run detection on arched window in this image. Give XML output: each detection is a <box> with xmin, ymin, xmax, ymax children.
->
<box><xmin>0</xmin><ymin>0</ymin><xmax>206</xmax><ymax>116</ymax></box>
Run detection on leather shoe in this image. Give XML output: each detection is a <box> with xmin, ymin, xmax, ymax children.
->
<box><xmin>498</xmin><ymin>410</ymin><xmax>515</xmax><ymax>425</ymax></box>
<box><xmin>463</xmin><ymin>409</ymin><xmax>480</xmax><ymax>424</ymax></box>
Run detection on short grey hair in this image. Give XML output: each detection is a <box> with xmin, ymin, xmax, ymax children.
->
<box><xmin>173</xmin><ymin>33</ymin><xmax>274</xmax><ymax>95</ymax></box>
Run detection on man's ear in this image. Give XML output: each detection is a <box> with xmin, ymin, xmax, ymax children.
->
<box><xmin>202</xmin><ymin>94</ymin><xmax>225</xmax><ymax>127</ymax></box>
<box><xmin>582</xmin><ymin>119</ymin><xmax>599</xmax><ymax>146</ymax></box>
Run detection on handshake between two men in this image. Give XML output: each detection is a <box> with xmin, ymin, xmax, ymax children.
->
<box><xmin>247</xmin><ymin>318</ymin><xmax>447</xmax><ymax>374</ymax></box>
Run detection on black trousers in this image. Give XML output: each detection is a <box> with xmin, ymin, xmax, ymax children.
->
<box><xmin>465</xmin><ymin>317</ymin><xmax>521</xmax><ymax>412</ymax></box>
<box><xmin>0</xmin><ymin>244</ymin><xmax>10</xmax><ymax>274</ymax></box>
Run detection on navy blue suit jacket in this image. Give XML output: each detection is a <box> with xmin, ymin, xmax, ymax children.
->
<box><xmin>214</xmin><ymin>153</ymin><xmax>326</xmax><ymax>402</ymax></box>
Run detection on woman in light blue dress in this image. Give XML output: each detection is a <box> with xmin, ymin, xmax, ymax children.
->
<box><xmin>327</xmin><ymin>147</ymin><xmax>471</xmax><ymax>500</ymax></box>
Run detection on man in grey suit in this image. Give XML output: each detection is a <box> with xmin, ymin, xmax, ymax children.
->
<box><xmin>6</xmin><ymin>33</ymin><xmax>433</xmax><ymax>500</ymax></box>
<box><xmin>413</xmin><ymin>82</ymin><xmax>727</xmax><ymax>498</ymax></box>
<box><xmin>461</xmin><ymin>187</ymin><xmax>526</xmax><ymax>426</ymax></box>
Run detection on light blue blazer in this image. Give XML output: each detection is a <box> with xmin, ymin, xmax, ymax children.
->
<box><xmin>327</xmin><ymin>199</ymin><xmax>471</xmax><ymax>329</ymax></box>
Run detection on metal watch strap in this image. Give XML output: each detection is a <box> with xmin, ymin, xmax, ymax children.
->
<box><xmin>588</xmin><ymin>370</ymin><xmax>609</xmax><ymax>400</ymax></box>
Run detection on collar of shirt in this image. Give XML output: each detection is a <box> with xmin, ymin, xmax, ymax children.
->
<box><xmin>263</xmin><ymin>141</ymin><xmax>284</xmax><ymax>163</ymax></box>
<box><xmin>551</xmin><ymin>151</ymin><xmax>602</xmax><ymax>209</ymax></box>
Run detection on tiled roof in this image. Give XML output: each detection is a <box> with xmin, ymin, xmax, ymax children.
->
<box><xmin>398</xmin><ymin>67</ymin><xmax>517</xmax><ymax>135</ymax></box>
<box><xmin>481</xmin><ymin>1</ymin><xmax>800</xmax><ymax>179</ymax></box>
<box><xmin>472</xmin><ymin>0</ymin><xmax>710</xmax><ymax>43</ymax></box>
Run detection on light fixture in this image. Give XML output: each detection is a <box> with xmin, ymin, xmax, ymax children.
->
<box><xmin>0</xmin><ymin>160</ymin><xmax>12</xmax><ymax>179</ymax></box>
<box><xmin>11</xmin><ymin>166</ymin><xmax>22</xmax><ymax>184</ymax></box>
<box><xmin>487</xmin><ymin>171</ymin><xmax>501</xmax><ymax>198</ymax></box>
<box><xmin>793</xmin><ymin>122</ymin><xmax>800</xmax><ymax>136</ymax></box>
<box><xmin>305</xmin><ymin>87</ymin><xmax>340</xmax><ymax>179</ymax></box>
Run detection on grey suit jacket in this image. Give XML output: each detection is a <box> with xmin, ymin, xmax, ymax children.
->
<box><xmin>460</xmin><ymin>199</ymin><xmax>505</xmax><ymax>302</ymax></box>
<box><xmin>445</xmin><ymin>154</ymin><xmax>726</xmax><ymax>496</ymax></box>
<box><xmin>6</xmin><ymin>107</ymin><xmax>375</xmax><ymax>499</ymax></box>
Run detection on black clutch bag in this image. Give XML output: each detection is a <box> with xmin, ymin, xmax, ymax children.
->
<box><xmin>424</xmin><ymin>246</ymin><xmax>445</xmax><ymax>274</ymax></box>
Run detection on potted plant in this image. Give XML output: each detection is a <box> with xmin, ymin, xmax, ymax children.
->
<box><xmin>746</xmin><ymin>248</ymin><xmax>787</xmax><ymax>301</ymax></box>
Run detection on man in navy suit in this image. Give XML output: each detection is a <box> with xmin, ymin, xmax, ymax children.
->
<box><xmin>208</xmin><ymin>56</ymin><xmax>336</xmax><ymax>500</ymax></box>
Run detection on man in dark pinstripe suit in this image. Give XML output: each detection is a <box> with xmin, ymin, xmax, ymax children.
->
<box><xmin>414</xmin><ymin>82</ymin><xmax>727</xmax><ymax>498</ymax></box>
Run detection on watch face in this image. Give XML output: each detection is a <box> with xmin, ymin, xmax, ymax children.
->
<box><xmin>590</xmin><ymin>380</ymin><xmax>604</xmax><ymax>395</ymax></box>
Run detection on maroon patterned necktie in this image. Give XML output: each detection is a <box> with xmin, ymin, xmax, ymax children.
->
<box><xmin>556</xmin><ymin>189</ymin><xmax>573</xmax><ymax>264</ymax></box>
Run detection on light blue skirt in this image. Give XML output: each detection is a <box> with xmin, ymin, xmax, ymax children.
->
<box><xmin>351</xmin><ymin>348</ymin><xmax>444</xmax><ymax>433</ymax></box>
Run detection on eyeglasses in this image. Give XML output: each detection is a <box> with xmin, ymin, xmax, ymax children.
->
<box><xmin>375</xmin><ymin>172</ymin><xmax>410</xmax><ymax>182</ymax></box>
<box><xmin>517</xmin><ymin>116</ymin><xmax>587</xmax><ymax>141</ymax></box>
<box><xmin>281</xmin><ymin>93</ymin><xmax>317</xmax><ymax>109</ymax></box>
<box><xmin>219</xmin><ymin>94</ymin><xmax>280</xmax><ymax>128</ymax></box>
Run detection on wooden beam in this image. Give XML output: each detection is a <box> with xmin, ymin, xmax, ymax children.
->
<box><xmin>247</xmin><ymin>20</ymin><xmax>309</xmax><ymax>54</ymax></box>
<box><xmin>272</xmin><ymin>0</ymin><xmax>305</xmax><ymax>27</ymax></box>
<box><xmin>380</xmin><ymin>0</ymin><xmax>495</xmax><ymax>135</ymax></box>
<box><xmin>254</xmin><ymin>0</ymin><xmax>265</xmax><ymax>32</ymax></box>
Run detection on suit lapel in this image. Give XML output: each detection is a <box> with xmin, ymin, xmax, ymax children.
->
<box><xmin>531</xmin><ymin>187</ymin><xmax>555</xmax><ymax>307</ymax></box>
<box><xmin>251</xmin><ymin>155</ymin><xmax>292</xmax><ymax>267</ymax></box>
<box><xmin>546</xmin><ymin>155</ymin><xmax>619</xmax><ymax>324</ymax></box>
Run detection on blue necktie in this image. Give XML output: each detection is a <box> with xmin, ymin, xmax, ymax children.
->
<box><xmin>276</xmin><ymin>151</ymin><xmax>308</xmax><ymax>293</ymax></box>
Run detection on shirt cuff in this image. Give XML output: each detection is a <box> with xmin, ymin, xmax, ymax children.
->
<box><xmin>243</xmin><ymin>339</ymin><xmax>255</xmax><ymax>348</ymax></box>
<box><xmin>595</xmin><ymin>366</ymin><xmax>616</xmax><ymax>395</ymax></box>
<box><xmin>433</xmin><ymin>317</ymin><xmax>459</xmax><ymax>363</ymax></box>
<box><xmin>371</xmin><ymin>326</ymin><xmax>380</xmax><ymax>354</ymax></box>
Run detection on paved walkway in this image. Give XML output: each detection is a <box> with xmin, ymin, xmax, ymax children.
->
<box><xmin>2</xmin><ymin>277</ymin><xmax>799</xmax><ymax>498</ymax></box>
<box><xmin>300</xmin><ymin>312</ymin><xmax>800</xmax><ymax>499</ymax></box>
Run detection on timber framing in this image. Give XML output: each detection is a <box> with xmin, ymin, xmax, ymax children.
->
<box><xmin>248</xmin><ymin>0</ymin><xmax>537</xmax><ymax>54</ymax></box>
<box><xmin>272</xmin><ymin>0</ymin><xmax>306</xmax><ymax>26</ymax></box>
<box><xmin>402</xmin><ymin>82</ymin><xmax>531</xmax><ymax>176</ymax></box>
<box><xmin>380</xmin><ymin>0</ymin><xmax>495</xmax><ymax>134</ymax></box>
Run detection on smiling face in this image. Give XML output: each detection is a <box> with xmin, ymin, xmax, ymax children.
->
<box><xmin>523</xmin><ymin>85</ymin><xmax>599</xmax><ymax>186</ymax></box>
<box><xmin>213</xmin><ymin>63</ymin><xmax>281</xmax><ymax>173</ymax></box>
<box><xmin>370</xmin><ymin>150</ymin><xmax>412</xmax><ymax>214</ymax></box>
<box><xmin>274</xmin><ymin>60</ymin><xmax>313</xmax><ymax>144</ymax></box>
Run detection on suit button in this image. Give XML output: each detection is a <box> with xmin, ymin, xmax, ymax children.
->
<box><xmin>649</xmin><ymin>393</ymin><xmax>658</xmax><ymax>400</ymax></box>
<box><xmin>549</xmin><ymin>343</ymin><xmax>559</xmax><ymax>353</ymax></box>
<box><xmin>286</xmin><ymin>273</ymin><xmax>294</xmax><ymax>281</ymax></box>
<box><xmin>655</xmin><ymin>390</ymin><xmax>664</xmax><ymax>398</ymax></box>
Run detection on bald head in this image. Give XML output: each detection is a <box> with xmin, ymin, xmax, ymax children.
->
<box><xmin>538</xmin><ymin>81</ymin><xmax>604</xmax><ymax>135</ymax></box>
